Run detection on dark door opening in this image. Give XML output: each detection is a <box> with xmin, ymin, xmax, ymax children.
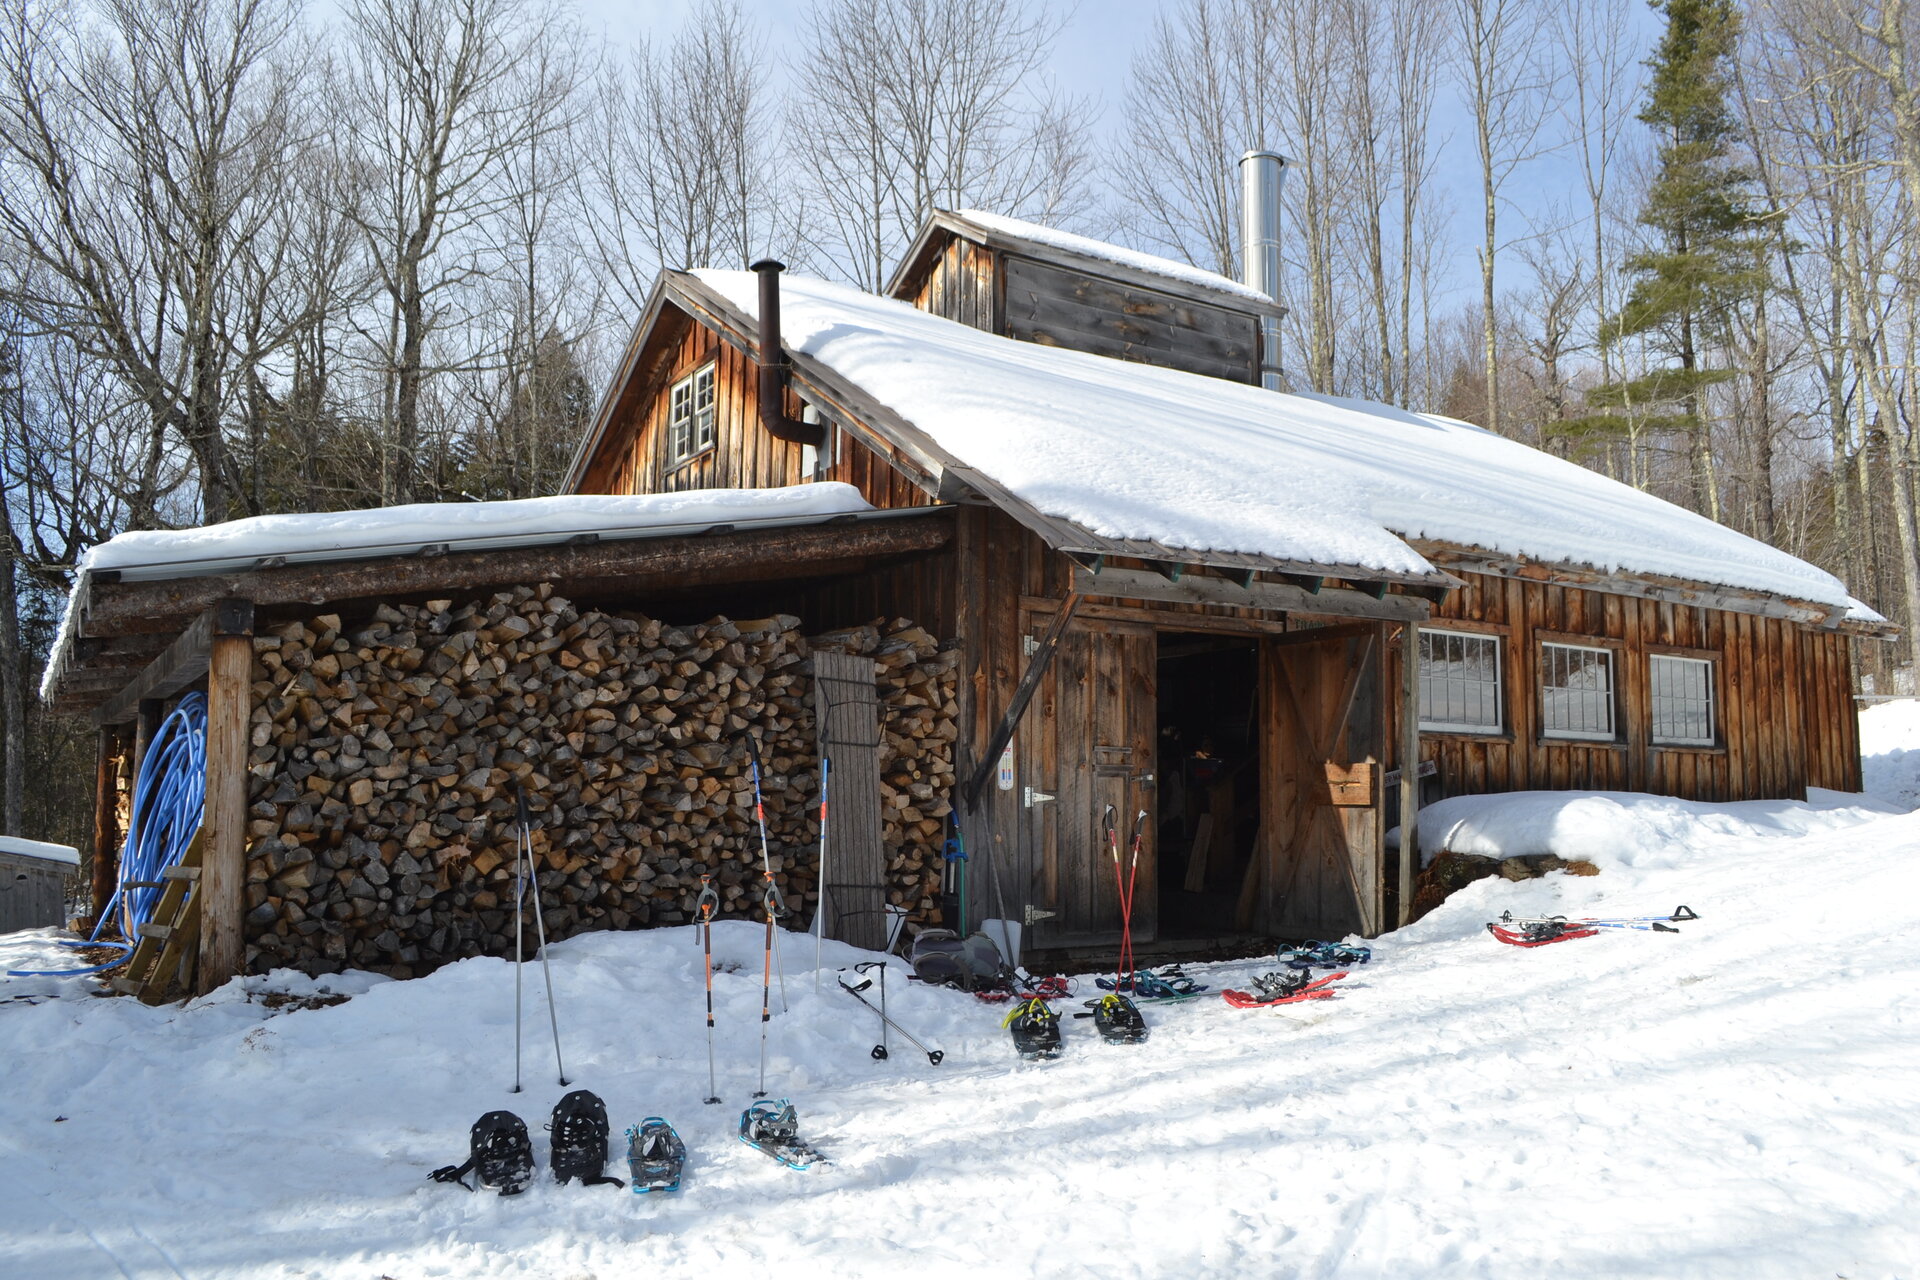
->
<box><xmin>1155</xmin><ymin>632</ymin><xmax>1262</xmax><ymax>940</ymax></box>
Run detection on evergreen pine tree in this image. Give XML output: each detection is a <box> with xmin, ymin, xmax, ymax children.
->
<box><xmin>1554</xmin><ymin>0</ymin><xmax>1769</xmax><ymax>516</ymax></box>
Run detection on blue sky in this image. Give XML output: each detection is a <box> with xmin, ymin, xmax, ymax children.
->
<box><xmin>576</xmin><ymin>0</ymin><xmax>1662</xmax><ymax>318</ymax></box>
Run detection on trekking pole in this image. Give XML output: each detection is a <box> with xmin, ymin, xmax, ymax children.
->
<box><xmin>746</xmin><ymin>745</ymin><xmax>789</xmax><ymax>1013</ymax></box>
<box><xmin>517</xmin><ymin>783</ymin><xmax>569</xmax><ymax>1087</ymax></box>
<box><xmin>853</xmin><ymin>960</ymin><xmax>889</xmax><ymax>1058</ymax></box>
<box><xmin>512</xmin><ymin>794</ymin><xmax>526</xmax><ymax>1093</ymax></box>
<box><xmin>1124</xmin><ymin>809</ymin><xmax>1147</xmax><ymax>982</ymax></box>
<box><xmin>1103</xmin><ymin>805</ymin><xmax>1126</xmax><ymax>991</ymax></box>
<box><xmin>813</xmin><ymin>755</ymin><xmax>830</xmax><ymax>995</ymax></box>
<box><xmin>698</xmin><ymin>875</ymin><xmax>721</xmax><ymax>1104</ymax></box>
<box><xmin>838</xmin><ymin>971</ymin><xmax>944</xmax><ymax>1065</ymax></box>
<box><xmin>755</xmin><ymin>878</ymin><xmax>779</xmax><ymax>1098</ymax></box>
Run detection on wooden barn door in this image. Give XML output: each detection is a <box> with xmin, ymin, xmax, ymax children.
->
<box><xmin>1016</xmin><ymin>610</ymin><xmax>1157</xmax><ymax>949</ymax></box>
<box><xmin>1259</xmin><ymin>625</ymin><xmax>1386</xmax><ymax>939</ymax></box>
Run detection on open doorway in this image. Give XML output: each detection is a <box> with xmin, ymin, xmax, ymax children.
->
<box><xmin>1155</xmin><ymin>631</ymin><xmax>1262</xmax><ymax>939</ymax></box>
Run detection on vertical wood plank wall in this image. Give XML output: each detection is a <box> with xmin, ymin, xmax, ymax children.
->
<box><xmin>1391</xmin><ymin>569</ymin><xmax>1862</xmax><ymax>804</ymax></box>
<box><xmin>902</xmin><ymin>235</ymin><xmax>998</xmax><ymax>331</ymax></box>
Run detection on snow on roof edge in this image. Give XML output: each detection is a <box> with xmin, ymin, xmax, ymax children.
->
<box><xmin>42</xmin><ymin>485</ymin><xmax>876</xmax><ymax>702</ymax></box>
<box><xmin>951</xmin><ymin>210</ymin><xmax>1276</xmax><ymax>305</ymax></box>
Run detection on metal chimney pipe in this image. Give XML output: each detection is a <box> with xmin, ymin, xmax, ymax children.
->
<box><xmin>1238</xmin><ymin>150</ymin><xmax>1289</xmax><ymax>391</ymax></box>
<box><xmin>749</xmin><ymin>259</ymin><xmax>826</xmax><ymax>448</ymax></box>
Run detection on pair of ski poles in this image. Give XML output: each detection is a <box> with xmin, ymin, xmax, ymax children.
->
<box><xmin>696</xmin><ymin>738</ymin><xmax>800</xmax><ymax>1104</ymax></box>
<box><xmin>510</xmin><ymin>781</ymin><xmax>569</xmax><ymax>1093</ymax></box>
<box><xmin>1104</xmin><ymin>805</ymin><xmax>1148</xmax><ymax>990</ymax></box>
<box><xmin>1496</xmin><ymin>905</ymin><xmax>1699</xmax><ymax>934</ymax></box>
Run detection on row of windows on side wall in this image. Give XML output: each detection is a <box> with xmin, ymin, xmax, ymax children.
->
<box><xmin>1417</xmin><ymin>630</ymin><xmax>1715</xmax><ymax>747</ymax></box>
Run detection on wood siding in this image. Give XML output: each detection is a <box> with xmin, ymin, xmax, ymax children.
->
<box><xmin>575</xmin><ymin>320</ymin><xmax>809</xmax><ymax>496</ymax></box>
<box><xmin>905</xmin><ymin>235</ymin><xmax>998</xmax><ymax>331</ymax></box>
<box><xmin>1391</xmin><ymin>569</ymin><xmax>1863</xmax><ymax>805</ymax></box>
<box><xmin>1002</xmin><ymin>256</ymin><xmax>1261</xmax><ymax>384</ymax></box>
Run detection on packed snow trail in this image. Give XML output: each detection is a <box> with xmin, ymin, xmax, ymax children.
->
<box><xmin>3</xmin><ymin>799</ymin><xmax>1918</xmax><ymax>1278</ymax></box>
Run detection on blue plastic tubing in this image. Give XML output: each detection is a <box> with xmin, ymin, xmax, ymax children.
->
<box><xmin>7</xmin><ymin>693</ymin><xmax>208</xmax><ymax>978</ymax></box>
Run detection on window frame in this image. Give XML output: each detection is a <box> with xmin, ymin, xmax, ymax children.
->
<box><xmin>1648</xmin><ymin>651</ymin><xmax>1718</xmax><ymax>747</ymax></box>
<box><xmin>1537</xmin><ymin>638</ymin><xmax>1620</xmax><ymax>743</ymax></box>
<box><xmin>665</xmin><ymin>361</ymin><xmax>717</xmax><ymax>469</ymax></box>
<box><xmin>1416</xmin><ymin>627</ymin><xmax>1506</xmax><ymax>735</ymax></box>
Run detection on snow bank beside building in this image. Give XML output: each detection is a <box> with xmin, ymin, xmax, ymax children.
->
<box><xmin>1406</xmin><ymin>787</ymin><xmax>1899</xmax><ymax>871</ymax></box>
<box><xmin>1861</xmin><ymin>698</ymin><xmax>1920</xmax><ymax>810</ymax></box>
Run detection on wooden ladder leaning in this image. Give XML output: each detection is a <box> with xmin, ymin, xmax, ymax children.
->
<box><xmin>110</xmin><ymin>830</ymin><xmax>205</xmax><ymax>1004</ymax></box>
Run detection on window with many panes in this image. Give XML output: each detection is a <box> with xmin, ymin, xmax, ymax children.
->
<box><xmin>1650</xmin><ymin>654</ymin><xmax>1716</xmax><ymax>746</ymax></box>
<box><xmin>666</xmin><ymin>362</ymin><xmax>716</xmax><ymax>467</ymax></box>
<box><xmin>1540</xmin><ymin>642</ymin><xmax>1616</xmax><ymax>740</ymax></box>
<box><xmin>1418</xmin><ymin>630</ymin><xmax>1503</xmax><ymax>733</ymax></box>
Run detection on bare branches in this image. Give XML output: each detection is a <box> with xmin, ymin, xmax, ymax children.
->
<box><xmin>792</xmin><ymin>0</ymin><xmax>1093</xmax><ymax>289</ymax></box>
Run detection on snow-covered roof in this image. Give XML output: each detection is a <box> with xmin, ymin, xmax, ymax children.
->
<box><xmin>947</xmin><ymin>209</ymin><xmax>1276</xmax><ymax>306</ymax></box>
<box><xmin>42</xmin><ymin>486</ymin><xmax>877</xmax><ymax>700</ymax></box>
<box><xmin>690</xmin><ymin>270</ymin><xmax>1860</xmax><ymax>614</ymax></box>
<box><xmin>0</xmin><ymin>836</ymin><xmax>80</xmax><ymax>866</ymax></box>
<box><xmin>76</xmin><ymin>485</ymin><xmax>873</xmax><ymax>580</ymax></box>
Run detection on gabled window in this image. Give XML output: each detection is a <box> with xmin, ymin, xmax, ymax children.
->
<box><xmin>1650</xmin><ymin>654</ymin><xmax>1716</xmax><ymax>746</ymax></box>
<box><xmin>1540</xmin><ymin>642</ymin><xmax>1616</xmax><ymax>741</ymax></box>
<box><xmin>666</xmin><ymin>362</ymin><xmax>716</xmax><ymax>467</ymax></box>
<box><xmin>1418</xmin><ymin>629</ymin><xmax>1503</xmax><ymax>733</ymax></box>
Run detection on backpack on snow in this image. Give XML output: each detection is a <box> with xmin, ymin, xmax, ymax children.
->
<box><xmin>910</xmin><ymin>929</ymin><xmax>1010</xmax><ymax>991</ymax></box>
<box><xmin>430</xmin><ymin>1110</ymin><xmax>535</xmax><ymax>1196</ymax></box>
<box><xmin>547</xmin><ymin>1089</ymin><xmax>624</xmax><ymax>1189</ymax></box>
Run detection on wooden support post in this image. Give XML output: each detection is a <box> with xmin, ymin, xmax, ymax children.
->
<box><xmin>197</xmin><ymin>605</ymin><xmax>253</xmax><ymax>993</ymax></box>
<box><xmin>1397</xmin><ymin>622</ymin><xmax>1421</xmax><ymax>928</ymax></box>
<box><xmin>813</xmin><ymin>651</ymin><xmax>886</xmax><ymax>951</ymax></box>
<box><xmin>132</xmin><ymin>699</ymin><xmax>161</xmax><ymax>782</ymax></box>
<box><xmin>88</xmin><ymin>726</ymin><xmax>122</xmax><ymax>932</ymax></box>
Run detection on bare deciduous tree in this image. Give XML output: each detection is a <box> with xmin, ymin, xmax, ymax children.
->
<box><xmin>792</xmin><ymin>0</ymin><xmax>1093</xmax><ymax>289</ymax></box>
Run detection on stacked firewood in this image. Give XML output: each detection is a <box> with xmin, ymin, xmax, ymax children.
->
<box><xmin>241</xmin><ymin>583</ymin><xmax>957</xmax><ymax>977</ymax></box>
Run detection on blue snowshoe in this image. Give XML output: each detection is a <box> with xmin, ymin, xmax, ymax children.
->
<box><xmin>626</xmin><ymin>1117</ymin><xmax>686</xmax><ymax>1193</ymax></box>
<box><xmin>739</xmin><ymin>1099</ymin><xmax>823</xmax><ymax>1170</ymax></box>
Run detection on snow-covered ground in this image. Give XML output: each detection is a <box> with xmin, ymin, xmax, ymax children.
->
<box><xmin>7</xmin><ymin>783</ymin><xmax>1920</xmax><ymax>1276</ymax></box>
<box><xmin>1863</xmin><ymin>698</ymin><xmax>1920</xmax><ymax>811</ymax></box>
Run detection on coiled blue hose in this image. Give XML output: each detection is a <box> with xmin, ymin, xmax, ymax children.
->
<box><xmin>7</xmin><ymin>693</ymin><xmax>208</xmax><ymax>978</ymax></box>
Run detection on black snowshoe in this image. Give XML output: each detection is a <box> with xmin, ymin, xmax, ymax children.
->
<box><xmin>1004</xmin><ymin>996</ymin><xmax>1063</xmax><ymax>1060</ymax></box>
<box><xmin>547</xmin><ymin>1089</ymin><xmax>624</xmax><ymax>1188</ymax></box>
<box><xmin>1249</xmin><ymin>970</ymin><xmax>1316</xmax><ymax>1001</ymax></box>
<box><xmin>739</xmin><ymin>1099</ymin><xmax>823</xmax><ymax>1170</ymax></box>
<box><xmin>625</xmin><ymin>1117</ymin><xmax>687</xmax><ymax>1193</ymax></box>
<box><xmin>430</xmin><ymin>1110</ymin><xmax>535</xmax><ymax>1196</ymax></box>
<box><xmin>1081</xmin><ymin>993</ymin><xmax>1148</xmax><ymax>1044</ymax></box>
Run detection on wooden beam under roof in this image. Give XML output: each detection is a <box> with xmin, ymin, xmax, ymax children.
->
<box><xmin>93</xmin><ymin>599</ymin><xmax>254</xmax><ymax>726</ymax></box>
<box><xmin>1073</xmin><ymin>565</ymin><xmax>1431</xmax><ymax>623</ymax></box>
<box><xmin>71</xmin><ymin>513</ymin><xmax>953</xmax><ymax>641</ymax></box>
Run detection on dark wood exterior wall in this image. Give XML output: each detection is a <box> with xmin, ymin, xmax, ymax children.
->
<box><xmin>1388</xmin><ymin>569</ymin><xmax>1863</xmax><ymax>804</ymax></box>
<box><xmin>905</xmin><ymin>234</ymin><xmax>998</xmax><ymax>332</ymax></box>
<box><xmin>1001</xmin><ymin>257</ymin><xmax>1262</xmax><ymax>384</ymax></box>
<box><xmin>566</xmin><ymin>299</ymin><xmax>1868</xmax><ymax>946</ymax></box>
<box><xmin>575</xmin><ymin>307</ymin><xmax>936</xmax><ymax>515</ymax></box>
<box><xmin>898</xmin><ymin>230</ymin><xmax>1265</xmax><ymax>385</ymax></box>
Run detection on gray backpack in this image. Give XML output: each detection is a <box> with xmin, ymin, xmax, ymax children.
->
<box><xmin>909</xmin><ymin>929</ymin><xmax>1010</xmax><ymax>991</ymax></box>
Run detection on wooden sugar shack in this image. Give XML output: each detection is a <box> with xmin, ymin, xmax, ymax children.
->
<box><xmin>43</xmin><ymin>206</ymin><xmax>1892</xmax><ymax>995</ymax></box>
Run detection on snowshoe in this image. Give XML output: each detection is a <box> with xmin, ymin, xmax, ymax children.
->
<box><xmin>1079</xmin><ymin>993</ymin><xmax>1149</xmax><ymax>1044</ymax></box>
<box><xmin>1098</xmin><ymin>966</ymin><xmax>1205</xmax><ymax>1001</ymax></box>
<box><xmin>1276</xmin><ymin>941</ymin><xmax>1371</xmax><ymax>970</ymax></box>
<box><xmin>547</xmin><ymin>1089</ymin><xmax>624</xmax><ymax>1188</ymax></box>
<box><xmin>625</xmin><ymin>1118</ymin><xmax>686</xmax><ymax>1193</ymax></box>
<box><xmin>1222</xmin><ymin>970</ymin><xmax>1350</xmax><ymax>1008</ymax></box>
<box><xmin>1004</xmin><ymin>996</ymin><xmax>1062</xmax><ymax>1060</ymax></box>
<box><xmin>1487</xmin><ymin>918</ymin><xmax>1600</xmax><ymax>947</ymax></box>
<box><xmin>739</xmin><ymin>1099</ymin><xmax>823</xmax><ymax>1170</ymax></box>
<box><xmin>430</xmin><ymin>1109</ymin><xmax>534</xmax><ymax>1196</ymax></box>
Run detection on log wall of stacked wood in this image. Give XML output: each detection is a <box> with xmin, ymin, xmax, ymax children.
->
<box><xmin>241</xmin><ymin>584</ymin><xmax>957</xmax><ymax>977</ymax></box>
